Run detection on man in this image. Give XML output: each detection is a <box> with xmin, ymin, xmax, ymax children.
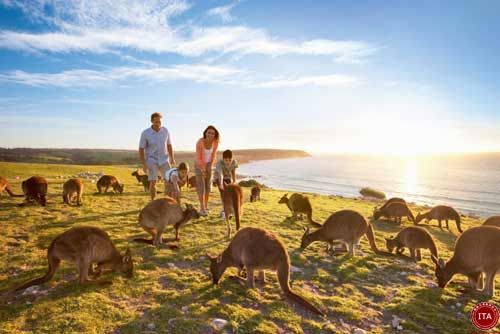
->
<box><xmin>139</xmin><ymin>112</ymin><xmax>176</xmax><ymax>200</ymax></box>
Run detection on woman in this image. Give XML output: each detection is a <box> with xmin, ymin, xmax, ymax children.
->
<box><xmin>195</xmin><ymin>126</ymin><xmax>219</xmax><ymax>216</ymax></box>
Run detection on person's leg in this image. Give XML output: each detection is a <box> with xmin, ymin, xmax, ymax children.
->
<box><xmin>159</xmin><ymin>162</ymin><xmax>171</xmax><ymax>196</ymax></box>
<box><xmin>195</xmin><ymin>168</ymin><xmax>206</xmax><ymax>214</ymax></box>
<box><xmin>204</xmin><ymin>163</ymin><xmax>212</xmax><ymax>210</ymax></box>
<box><xmin>147</xmin><ymin>163</ymin><xmax>159</xmax><ymax>200</ymax></box>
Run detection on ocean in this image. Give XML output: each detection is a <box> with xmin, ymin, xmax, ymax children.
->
<box><xmin>238</xmin><ymin>154</ymin><xmax>500</xmax><ymax>218</ymax></box>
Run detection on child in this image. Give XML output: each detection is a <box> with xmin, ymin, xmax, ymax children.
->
<box><xmin>214</xmin><ymin>150</ymin><xmax>238</xmax><ymax>218</ymax></box>
<box><xmin>165</xmin><ymin>162</ymin><xmax>189</xmax><ymax>204</ymax></box>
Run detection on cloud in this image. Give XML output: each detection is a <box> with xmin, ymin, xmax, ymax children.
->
<box><xmin>0</xmin><ymin>0</ymin><xmax>378</xmax><ymax>63</ymax></box>
<box><xmin>0</xmin><ymin>64</ymin><xmax>246</xmax><ymax>87</ymax></box>
<box><xmin>0</xmin><ymin>64</ymin><xmax>360</xmax><ymax>89</ymax></box>
<box><xmin>252</xmin><ymin>74</ymin><xmax>361</xmax><ymax>88</ymax></box>
<box><xmin>207</xmin><ymin>2</ymin><xmax>238</xmax><ymax>22</ymax></box>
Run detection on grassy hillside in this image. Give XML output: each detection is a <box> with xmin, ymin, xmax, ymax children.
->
<box><xmin>0</xmin><ymin>162</ymin><xmax>494</xmax><ymax>334</ymax></box>
<box><xmin>0</xmin><ymin>148</ymin><xmax>310</xmax><ymax>165</ymax></box>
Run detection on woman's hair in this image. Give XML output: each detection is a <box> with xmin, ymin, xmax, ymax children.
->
<box><xmin>178</xmin><ymin>162</ymin><xmax>189</xmax><ymax>171</ymax></box>
<box><xmin>203</xmin><ymin>125</ymin><xmax>220</xmax><ymax>142</ymax></box>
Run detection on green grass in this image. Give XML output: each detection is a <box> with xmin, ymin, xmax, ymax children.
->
<box><xmin>0</xmin><ymin>162</ymin><xmax>495</xmax><ymax>334</ymax></box>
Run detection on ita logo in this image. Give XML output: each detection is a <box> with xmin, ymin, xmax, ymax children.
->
<box><xmin>471</xmin><ymin>302</ymin><xmax>499</xmax><ymax>331</ymax></box>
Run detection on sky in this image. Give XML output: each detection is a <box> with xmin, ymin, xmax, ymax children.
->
<box><xmin>0</xmin><ymin>0</ymin><xmax>499</xmax><ymax>155</ymax></box>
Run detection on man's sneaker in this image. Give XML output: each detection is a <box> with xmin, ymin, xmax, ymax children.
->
<box><xmin>199</xmin><ymin>209</ymin><xmax>208</xmax><ymax>216</ymax></box>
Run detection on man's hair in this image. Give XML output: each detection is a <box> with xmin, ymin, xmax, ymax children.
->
<box><xmin>178</xmin><ymin>162</ymin><xmax>189</xmax><ymax>171</ymax></box>
<box><xmin>222</xmin><ymin>150</ymin><xmax>233</xmax><ymax>159</ymax></box>
<box><xmin>151</xmin><ymin>112</ymin><xmax>162</xmax><ymax>122</ymax></box>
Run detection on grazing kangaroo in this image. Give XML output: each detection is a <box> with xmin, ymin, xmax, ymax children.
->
<box><xmin>221</xmin><ymin>184</ymin><xmax>243</xmax><ymax>237</ymax></box>
<box><xmin>374</xmin><ymin>202</ymin><xmax>415</xmax><ymax>224</ymax></box>
<box><xmin>483</xmin><ymin>216</ymin><xmax>500</xmax><ymax>228</ymax></box>
<box><xmin>0</xmin><ymin>176</ymin><xmax>23</xmax><ymax>200</ymax></box>
<box><xmin>250</xmin><ymin>186</ymin><xmax>261</xmax><ymax>202</ymax></box>
<box><xmin>278</xmin><ymin>193</ymin><xmax>321</xmax><ymax>227</ymax></box>
<box><xmin>187</xmin><ymin>175</ymin><xmax>197</xmax><ymax>189</ymax></box>
<box><xmin>301</xmin><ymin>210</ymin><xmax>379</xmax><ymax>256</ymax></box>
<box><xmin>97</xmin><ymin>175</ymin><xmax>124</xmax><ymax>194</ymax></box>
<box><xmin>134</xmin><ymin>199</ymin><xmax>200</xmax><ymax>248</ymax></box>
<box><xmin>431</xmin><ymin>226</ymin><xmax>500</xmax><ymax>297</ymax></box>
<box><xmin>416</xmin><ymin>205</ymin><xmax>463</xmax><ymax>233</ymax></box>
<box><xmin>62</xmin><ymin>178</ymin><xmax>84</xmax><ymax>206</ymax></box>
<box><xmin>131</xmin><ymin>170</ymin><xmax>150</xmax><ymax>192</ymax></box>
<box><xmin>22</xmin><ymin>176</ymin><xmax>48</xmax><ymax>206</ymax></box>
<box><xmin>373</xmin><ymin>197</ymin><xmax>407</xmax><ymax>214</ymax></box>
<box><xmin>385</xmin><ymin>226</ymin><xmax>438</xmax><ymax>262</ymax></box>
<box><xmin>207</xmin><ymin>227</ymin><xmax>324</xmax><ymax>316</ymax></box>
<box><xmin>12</xmin><ymin>226</ymin><xmax>133</xmax><ymax>291</ymax></box>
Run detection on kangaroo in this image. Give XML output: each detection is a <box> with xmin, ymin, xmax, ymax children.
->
<box><xmin>131</xmin><ymin>170</ymin><xmax>150</xmax><ymax>192</ymax></box>
<box><xmin>134</xmin><ymin>199</ymin><xmax>200</xmax><ymax>248</ymax></box>
<box><xmin>12</xmin><ymin>226</ymin><xmax>133</xmax><ymax>291</ymax></box>
<box><xmin>62</xmin><ymin>178</ymin><xmax>84</xmax><ymax>206</ymax></box>
<box><xmin>22</xmin><ymin>176</ymin><xmax>48</xmax><ymax>206</ymax></box>
<box><xmin>187</xmin><ymin>175</ymin><xmax>197</xmax><ymax>189</ymax></box>
<box><xmin>301</xmin><ymin>210</ymin><xmax>379</xmax><ymax>256</ymax></box>
<box><xmin>0</xmin><ymin>176</ymin><xmax>24</xmax><ymax>200</ymax></box>
<box><xmin>250</xmin><ymin>186</ymin><xmax>261</xmax><ymax>202</ymax></box>
<box><xmin>374</xmin><ymin>202</ymin><xmax>415</xmax><ymax>224</ymax></box>
<box><xmin>416</xmin><ymin>205</ymin><xmax>463</xmax><ymax>233</ymax></box>
<box><xmin>431</xmin><ymin>226</ymin><xmax>500</xmax><ymax>297</ymax></box>
<box><xmin>97</xmin><ymin>175</ymin><xmax>124</xmax><ymax>194</ymax></box>
<box><xmin>207</xmin><ymin>227</ymin><xmax>324</xmax><ymax>316</ymax></box>
<box><xmin>278</xmin><ymin>193</ymin><xmax>321</xmax><ymax>227</ymax></box>
<box><xmin>385</xmin><ymin>226</ymin><xmax>438</xmax><ymax>262</ymax></box>
<box><xmin>483</xmin><ymin>216</ymin><xmax>500</xmax><ymax>228</ymax></box>
<box><xmin>373</xmin><ymin>197</ymin><xmax>407</xmax><ymax>215</ymax></box>
<box><xmin>221</xmin><ymin>184</ymin><xmax>243</xmax><ymax>237</ymax></box>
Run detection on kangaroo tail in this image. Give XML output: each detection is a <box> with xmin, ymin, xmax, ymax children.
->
<box><xmin>306</xmin><ymin>210</ymin><xmax>322</xmax><ymax>227</ymax></box>
<box><xmin>14</xmin><ymin>251</ymin><xmax>60</xmax><ymax>291</ymax></box>
<box><xmin>5</xmin><ymin>185</ymin><xmax>23</xmax><ymax>197</ymax></box>
<box><xmin>277</xmin><ymin>261</ymin><xmax>324</xmax><ymax>316</ymax></box>
<box><xmin>232</xmin><ymin>188</ymin><xmax>242</xmax><ymax>231</ymax></box>
<box><xmin>133</xmin><ymin>238</ymin><xmax>154</xmax><ymax>244</ymax></box>
<box><xmin>366</xmin><ymin>224</ymin><xmax>379</xmax><ymax>253</ymax></box>
<box><xmin>454</xmin><ymin>212</ymin><xmax>463</xmax><ymax>233</ymax></box>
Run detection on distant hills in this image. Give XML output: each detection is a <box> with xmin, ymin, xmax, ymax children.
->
<box><xmin>0</xmin><ymin>148</ymin><xmax>310</xmax><ymax>165</ymax></box>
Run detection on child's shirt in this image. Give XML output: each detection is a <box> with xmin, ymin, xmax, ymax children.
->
<box><xmin>214</xmin><ymin>159</ymin><xmax>238</xmax><ymax>181</ymax></box>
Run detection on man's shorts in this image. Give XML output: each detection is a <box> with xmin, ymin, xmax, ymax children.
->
<box><xmin>147</xmin><ymin>162</ymin><xmax>170</xmax><ymax>181</ymax></box>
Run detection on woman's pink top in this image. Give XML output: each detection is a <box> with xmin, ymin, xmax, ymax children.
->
<box><xmin>195</xmin><ymin>138</ymin><xmax>219</xmax><ymax>171</ymax></box>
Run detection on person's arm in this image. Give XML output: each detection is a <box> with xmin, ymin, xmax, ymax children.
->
<box><xmin>167</xmin><ymin>131</ymin><xmax>175</xmax><ymax>166</ymax></box>
<box><xmin>139</xmin><ymin>132</ymin><xmax>148</xmax><ymax>174</ymax></box>
<box><xmin>139</xmin><ymin>148</ymin><xmax>147</xmax><ymax>174</ymax></box>
<box><xmin>195</xmin><ymin>139</ymin><xmax>204</xmax><ymax>171</ymax></box>
<box><xmin>210</xmin><ymin>141</ymin><xmax>219</xmax><ymax>167</ymax></box>
<box><xmin>231</xmin><ymin>169</ymin><xmax>236</xmax><ymax>184</ymax></box>
<box><xmin>215</xmin><ymin>161</ymin><xmax>224</xmax><ymax>190</ymax></box>
<box><xmin>171</xmin><ymin>174</ymin><xmax>181</xmax><ymax>196</ymax></box>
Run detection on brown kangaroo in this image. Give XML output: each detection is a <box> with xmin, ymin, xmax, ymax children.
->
<box><xmin>483</xmin><ymin>216</ymin><xmax>500</xmax><ymax>228</ymax></box>
<box><xmin>250</xmin><ymin>186</ymin><xmax>261</xmax><ymax>202</ymax></box>
<box><xmin>431</xmin><ymin>226</ymin><xmax>500</xmax><ymax>297</ymax></box>
<box><xmin>373</xmin><ymin>197</ymin><xmax>407</xmax><ymax>215</ymax></box>
<box><xmin>374</xmin><ymin>202</ymin><xmax>415</xmax><ymax>224</ymax></box>
<box><xmin>385</xmin><ymin>226</ymin><xmax>438</xmax><ymax>262</ymax></box>
<box><xmin>97</xmin><ymin>175</ymin><xmax>124</xmax><ymax>194</ymax></box>
<box><xmin>0</xmin><ymin>176</ymin><xmax>24</xmax><ymax>200</ymax></box>
<box><xmin>12</xmin><ymin>226</ymin><xmax>133</xmax><ymax>291</ymax></box>
<box><xmin>187</xmin><ymin>175</ymin><xmax>197</xmax><ymax>189</ymax></box>
<box><xmin>131</xmin><ymin>170</ymin><xmax>150</xmax><ymax>192</ymax></box>
<box><xmin>278</xmin><ymin>193</ymin><xmax>321</xmax><ymax>227</ymax></box>
<box><xmin>207</xmin><ymin>227</ymin><xmax>324</xmax><ymax>316</ymax></box>
<box><xmin>134</xmin><ymin>199</ymin><xmax>200</xmax><ymax>248</ymax></box>
<box><xmin>22</xmin><ymin>176</ymin><xmax>48</xmax><ymax>206</ymax></box>
<box><xmin>301</xmin><ymin>210</ymin><xmax>379</xmax><ymax>256</ymax></box>
<box><xmin>221</xmin><ymin>184</ymin><xmax>243</xmax><ymax>237</ymax></box>
<box><xmin>63</xmin><ymin>178</ymin><xmax>84</xmax><ymax>206</ymax></box>
<box><xmin>416</xmin><ymin>205</ymin><xmax>463</xmax><ymax>233</ymax></box>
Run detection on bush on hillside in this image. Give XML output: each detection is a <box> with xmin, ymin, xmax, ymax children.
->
<box><xmin>359</xmin><ymin>187</ymin><xmax>386</xmax><ymax>199</ymax></box>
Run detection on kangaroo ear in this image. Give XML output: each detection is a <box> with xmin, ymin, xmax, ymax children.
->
<box><xmin>205</xmin><ymin>253</ymin><xmax>215</xmax><ymax>261</ymax></box>
<box><xmin>438</xmin><ymin>258</ymin><xmax>445</xmax><ymax>268</ymax></box>
<box><xmin>430</xmin><ymin>254</ymin><xmax>439</xmax><ymax>265</ymax></box>
<box><xmin>384</xmin><ymin>237</ymin><xmax>390</xmax><ymax>242</ymax></box>
<box><xmin>123</xmin><ymin>248</ymin><xmax>132</xmax><ymax>262</ymax></box>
